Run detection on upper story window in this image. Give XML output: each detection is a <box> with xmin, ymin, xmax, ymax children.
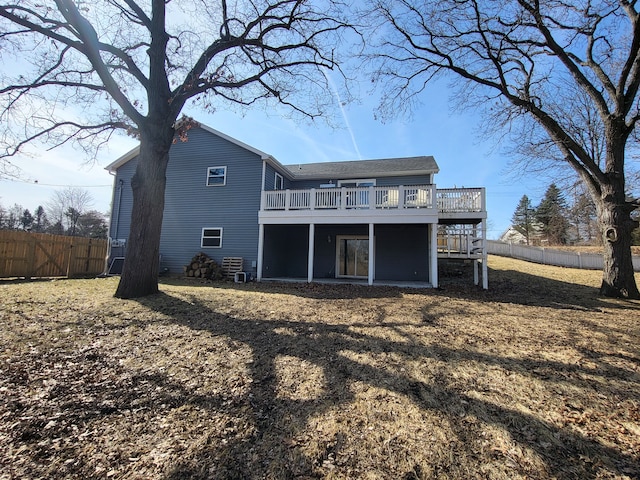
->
<box><xmin>274</xmin><ymin>172</ymin><xmax>284</xmax><ymax>190</ymax></box>
<box><xmin>206</xmin><ymin>166</ymin><xmax>227</xmax><ymax>186</ymax></box>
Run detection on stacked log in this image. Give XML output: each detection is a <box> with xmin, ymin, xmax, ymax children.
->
<box><xmin>184</xmin><ymin>252</ymin><xmax>222</xmax><ymax>279</ymax></box>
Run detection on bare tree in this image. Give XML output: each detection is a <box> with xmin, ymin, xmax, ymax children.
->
<box><xmin>0</xmin><ymin>0</ymin><xmax>350</xmax><ymax>298</ymax></box>
<box><xmin>45</xmin><ymin>187</ymin><xmax>94</xmax><ymax>234</ymax></box>
<box><xmin>365</xmin><ymin>0</ymin><xmax>640</xmax><ymax>298</ymax></box>
<box><xmin>4</xmin><ymin>203</ymin><xmax>24</xmax><ymax>230</ymax></box>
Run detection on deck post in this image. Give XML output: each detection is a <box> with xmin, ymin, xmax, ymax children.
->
<box><xmin>430</xmin><ymin>223</ymin><xmax>438</xmax><ymax>288</ymax></box>
<box><xmin>473</xmin><ymin>224</ymin><xmax>479</xmax><ymax>286</ymax></box>
<box><xmin>368</xmin><ymin>223</ymin><xmax>374</xmax><ymax>285</ymax></box>
<box><xmin>309</xmin><ymin>188</ymin><xmax>316</xmax><ymax>209</ymax></box>
<box><xmin>308</xmin><ymin>223</ymin><xmax>315</xmax><ymax>283</ymax></box>
<box><xmin>482</xmin><ymin>220</ymin><xmax>488</xmax><ymax>289</ymax></box>
<box><xmin>473</xmin><ymin>259</ymin><xmax>479</xmax><ymax>285</ymax></box>
<box><xmin>257</xmin><ymin>223</ymin><xmax>264</xmax><ymax>281</ymax></box>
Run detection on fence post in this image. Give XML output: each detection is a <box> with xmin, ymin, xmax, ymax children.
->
<box><xmin>26</xmin><ymin>235</ymin><xmax>36</xmax><ymax>280</ymax></box>
<box><xmin>66</xmin><ymin>241</ymin><xmax>75</xmax><ymax>277</ymax></box>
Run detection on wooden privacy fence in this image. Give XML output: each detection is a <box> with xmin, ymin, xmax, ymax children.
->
<box><xmin>487</xmin><ymin>240</ymin><xmax>640</xmax><ymax>271</ymax></box>
<box><xmin>0</xmin><ymin>230</ymin><xmax>108</xmax><ymax>278</ymax></box>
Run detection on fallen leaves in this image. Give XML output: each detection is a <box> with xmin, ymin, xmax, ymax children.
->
<box><xmin>0</xmin><ymin>259</ymin><xmax>639</xmax><ymax>479</ymax></box>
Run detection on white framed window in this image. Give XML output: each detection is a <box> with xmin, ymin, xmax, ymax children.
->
<box><xmin>206</xmin><ymin>166</ymin><xmax>227</xmax><ymax>186</ymax></box>
<box><xmin>274</xmin><ymin>172</ymin><xmax>284</xmax><ymax>190</ymax></box>
<box><xmin>201</xmin><ymin>227</ymin><xmax>223</xmax><ymax>248</ymax></box>
<box><xmin>337</xmin><ymin>179</ymin><xmax>376</xmax><ymax>187</ymax></box>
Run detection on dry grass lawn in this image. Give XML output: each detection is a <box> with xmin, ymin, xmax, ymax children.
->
<box><xmin>1</xmin><ymin>256</ymin><xmax>639</xmax><ymax>479</ymax></box>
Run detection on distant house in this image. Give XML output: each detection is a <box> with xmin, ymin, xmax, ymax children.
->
<box><xmin>499</xmin><ymin>227</ymin><xmax>528</xmax><ymax>244</ymax></box>
<box><xmin>106</xmin><ymin>122</ymin><xmax>488</xmax><ymax>288</ymax></box>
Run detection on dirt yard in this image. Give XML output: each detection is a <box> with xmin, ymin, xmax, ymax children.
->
<box><xmin>1</xmin><ymin>256</ymin><xmax>639</xmax><ymax>479</ymax></box>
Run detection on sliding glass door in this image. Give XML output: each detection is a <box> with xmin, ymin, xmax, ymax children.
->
<box><xmin>337</xmin><ymin>236</ymin><xmax>369</xmax><ymax>278</ymax></box>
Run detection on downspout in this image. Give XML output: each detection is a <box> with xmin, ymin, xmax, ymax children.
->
<box><xmin>114</xmin><ymin>178</ymin><xmax>123</xmax><ymax>239</ymax></box>
<box><xmin>105</xmin><ymin>174</ymin><xmax>124</xmax><ymax>272</ymax></box>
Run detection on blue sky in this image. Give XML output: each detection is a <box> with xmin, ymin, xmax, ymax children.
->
<box><xmin>0</xmin><ymin>81</ymin><xmax>553</xmax><ymax>239</ymax></box>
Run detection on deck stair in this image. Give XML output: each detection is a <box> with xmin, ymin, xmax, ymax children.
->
<box><xmin>437</xmin><ymin>221</ymin><xmax>488</xmax><ymax>289</ymax></box>
<box><xmin>437</xmin><ymin>225</ymin><xmax>486</xmax><ymax>259</ymax></box>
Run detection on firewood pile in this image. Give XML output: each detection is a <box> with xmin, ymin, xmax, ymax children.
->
<box><xmin>184</xmin><ymin>252</ymin><xmax>223</xmax><ymax>279</ymax></box>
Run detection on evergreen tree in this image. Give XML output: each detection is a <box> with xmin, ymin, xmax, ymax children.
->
<box><xmin>77</xmin><ymin>210</ymin><xmax>108</xmax><ymax>239</ymax></box>
<box><xmin>536</xmin><ymin>184</ymin><xmax>570</xmax><ymax>245</ymax></box>
<box><xmin>20</xmin><ymin>209</ymin><xmax>33</xmax><ymax>231</ymax></box>
<box><xmin>511</xmin><ymin>195</ymin><xmax>536</xmax><ymax>245</ymax></box>
<box><xmin>569</xmin><ymin>191</ymin><xmax>597</xmax><ymax>244</ymax></box>
<box><xmin>65</xmin><ymin>207</ymin><xmax>82</xmax><ymax>236</ymax></box>
<box><xmin>34</xmin><ymin>206</ymin><xmax>47</xmax><ymax>233</ymax></box>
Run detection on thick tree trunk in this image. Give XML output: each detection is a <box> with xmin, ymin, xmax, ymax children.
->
<box><xmin>596</xmin><ymin>184</ymin><xmax>640</xmax><ymax>299</ymax></box>
<box><xmin>114</xmin><ymin>125</ymin><xmax>173</xmax><ymax>299</ymax></box>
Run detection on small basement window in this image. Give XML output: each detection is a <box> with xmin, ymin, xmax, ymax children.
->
<box><xmin>206</xmin><ymin>166</ymin><xmax>227</xmax><ymax>186</ymax></box>
<box><xmin>201</xmin><ymin>227</ymin><xmax>223</xmax><ymax>248</ymax></box>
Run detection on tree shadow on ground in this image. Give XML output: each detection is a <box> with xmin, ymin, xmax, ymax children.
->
<box><xmin>131</xmin><ymin>291</ymin><xmax>640</xmax><ymax>480</ymax></box>
<box><xmin>440</xmin><ymin>261</ymin><xmax>640</xmax><ymax>312</ymax></box>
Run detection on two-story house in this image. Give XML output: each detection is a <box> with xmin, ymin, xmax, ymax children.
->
<box><xmin>106</xmin><ymin>122</ymin><xmax>488</xmax><ymax>288</ymax></box>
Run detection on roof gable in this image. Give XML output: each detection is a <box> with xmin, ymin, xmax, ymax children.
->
<box><xmin>105</xmin><ymin>123</ymin><xmax>275</xmax><ymax>173</ymax></box>
<box><xmin>104</xmin><ymin>122</ymin><xmax>439</xmax><ymax>180</ymax></box>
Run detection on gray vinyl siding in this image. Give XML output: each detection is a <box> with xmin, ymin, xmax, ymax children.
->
<box><xmin>108</xmin><ymin>158</ymin><xmax>138</xmax><ymax>260</ymax></box>
<box><xmin>161</xmin><ymin>128</ymin><xmax>262</xmax><ymax>273</ymax></box>
<box><xmin>109</xmin><ymin>158</ymin><xmax>137</xmax><ymax>241</ymax></box>
<box><xmin>264</xmin><ymin>162</ymin><xmax>276</xmax><ymax>190</ymax></box>
<box><xmin>313</xmin><ymin>224</ymin><xmax>428</xmax><ymax>281</ymax></box>
<box><xmin>375</xmin><ymin>175</ymin><xmax>432</xmax><ymax>186</ymax></box>
<box><xmin>261</xmin><ymin>223</ymin><xmax>428</xmax><ymax>282</ymax></box>
<box><xmin>313</xmin><ymin>225</ymin><xmax>368</xmax><ymax>278</ymax></box>
<box><xmin>109</xmin><ymin>127</ymin><xmax>437</xmax><ymax>280</ymax></box>
<box><xmin>110</xmin><ymin>127</ymin><xmax>263</xmax><ymax>274</ymax></box>
<box><xmin>375</xmin><ymin>224</ymin><xmax>429</xmax><ymax>281</ymax></box>
<box><xmin>262</xmin><ymin>224</ymin><xmax>308</xmax><ymax>278</ymax></box>
<box><xmin>264</xmin><ymin>162</ymin><xmax>292</xmax><ymax>190</ymax></box>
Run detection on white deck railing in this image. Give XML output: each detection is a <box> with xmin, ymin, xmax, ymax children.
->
<box><xmin>262</xmin><ymin>186</ymin><xmax>485</xmax><ymax>214</ymax></box>
<box><xmin>436</xmin><ymin>188</ymin><xmax>485</xmax><ymax>213</ymax></box>
<box><xmin>262</xmin><ymin>185</ymin><xmax>436</xmax><ymax>211</ymax></box>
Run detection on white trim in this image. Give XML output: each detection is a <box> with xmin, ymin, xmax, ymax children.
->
<box><xmin>201</xmin><ymin>227</ymin><xmax>223</xmax><ymax>248</ymax></box>
<box><xmin>274</xmin><ymin>172</ymin><xmax>284</xmax><ymax>190</ymax></box>
<box><xmin>206</xmin><ymin>166</ymin><xmax>227</xmax><ymax>186</ymax></box>
<box><xmin>368</xmin><ymin>224</ymin><xmax>374</xmax><ymax>285</ymax></box>
<box><xmin>335</xmin><ymin>235</ymin><xmax>369</xmax><ymax>279</ymax></box>
<box><xmin>261</xmin><ymin>160</ymin><xmax>267</xmax><ymax>190</ymax></box>
<box><xmin>259</xmin><ymin>209</ymin><xmax>439</xmax><ymax>225</ymax></box>
<box><xmin>430</xmin><ymin>224</ymin><xmax>438</xmax><ymax>288</ymax></box>
<box><xmin>308</xmin><ymin>224</ymin><xmax>315</xmax><ymax>283</ymax></box>
<box><xmin>257</xmin><ymin>224</ymin><xmax>264</xmax><ymax>281</ymax></box>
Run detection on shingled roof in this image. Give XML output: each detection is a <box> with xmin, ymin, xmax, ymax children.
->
<box><xmin>283</xmin><ymin>156</ymin><xmax>439</xmax><ymax>180</ymax></box>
